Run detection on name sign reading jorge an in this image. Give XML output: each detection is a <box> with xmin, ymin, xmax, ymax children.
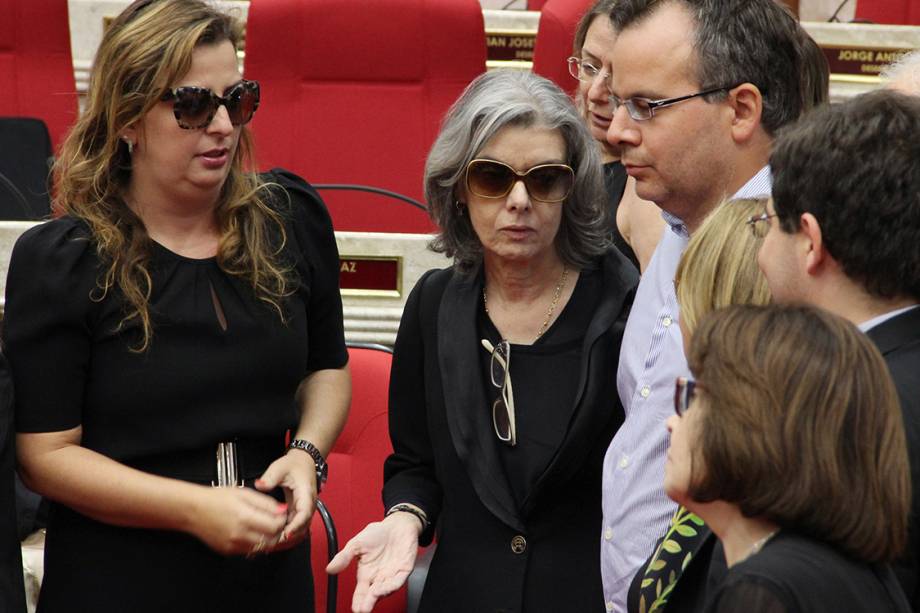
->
<box><xmin>822</xmin><ymin>45</ymin><xmax>913</xmax><ymax>80</ymax></box>
<box><xmin>338</xmin><ymin>256</ymin><xmax>402</xmax><ymax>297</ymax></box>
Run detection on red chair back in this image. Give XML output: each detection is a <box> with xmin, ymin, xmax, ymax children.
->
<box><xmin>531</xmin><ymin>0</ymin><xmax>594</xmax><ymax>97</ymax></box>
<box><xmin>855</xmin><ymin>0</ymin><xmax>920</xmax><ymax>24</ymax></box>
<box><xmin>310</xmin><ymin>345</ymin><xmax>403</xmax><ymax>613</ymax></box>
<box><xmin>0</xmin><ymin>0</ymin><xmax>78</xmax><ymax>151</ymax></box>
<box><xmin>244</xmin><ymin>0</ymin><xmax>487</xmax><ymax>233</ymax></box>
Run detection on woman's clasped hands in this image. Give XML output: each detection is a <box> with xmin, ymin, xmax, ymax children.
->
<box><xmin>327</xmin><ymin>511</ymin><xmax>423</xmax><ymax>613</ymax></box>
<box><xmin>189</xmin><ymin>451</ymin><xmax>318</xmax><ymax>556</ymax></box>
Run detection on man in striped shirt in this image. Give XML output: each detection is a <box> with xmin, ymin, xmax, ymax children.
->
<box><xmin>598</xmin><ymin>1</ymin><xmax>819</xmax><ymax>610</ymax></box>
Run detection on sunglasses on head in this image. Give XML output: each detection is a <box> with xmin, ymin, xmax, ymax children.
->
<box><xmin>465</xmin><ymin>159</ymin><xmax>574</xmax><ymax>204</ymax></box>
<box><xmin>160</xmin><ymin>79</ymin><xmax>260</xmax><ymax>130</ymax></box>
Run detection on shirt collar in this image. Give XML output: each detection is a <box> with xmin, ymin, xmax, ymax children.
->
<box><xmin>858</xmin><ymin>304</ymin><xmax>920</xmax><ymax>332</ymax></box>
<box><xmin>659</xmin><ymin>165</ymin><xmax>772</xmax><ymax>239</ymax></box>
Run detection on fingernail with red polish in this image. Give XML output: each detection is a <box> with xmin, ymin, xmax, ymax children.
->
<box><xmin>277</xmin><ymin>503</ymin><xmax>288</xmax><ymax>513</ymax></box>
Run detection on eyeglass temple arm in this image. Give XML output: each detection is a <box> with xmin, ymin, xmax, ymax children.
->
<box><xmin>649</xmin><ymin>87</ymin><xmax>731</xmax><ymax>110</ymax></box>
<box><xmin>480</xmin><ymin>339</ymin><xmax>508</xmax><ymax>370</ymax></box>
<box><xmin>480</xmin><ymin>339</ymin><xmax>514</xmax><ymax>422</ymax></box>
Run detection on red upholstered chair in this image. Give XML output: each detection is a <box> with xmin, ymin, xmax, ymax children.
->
<box><xmin>855</xmin><ymin>0</ymin><xmax>919</xmax><ymax>24</ymax></box>
<box><xmin>244</xmin><ymin>0</ymin><xmax>487</xmax><ymax>234</ymax></box>
<box><xmin>0</xmin><ymin>0</ymin><xmax>78</xmax><ymax>151</ymax></box>
<box><xmin>310</xmin><ymin>344</ymin><xmax>404</xmax><ymax>613</ymax></box>
<box><xmin>531</xmin><ymin>0</ymin><xmax>594</xmax><ymax>97</ymax></box>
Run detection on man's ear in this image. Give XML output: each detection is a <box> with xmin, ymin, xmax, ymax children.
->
<box><xmin>727</xmin><ymin>83</ymin><xmax>763</xmax><ymax>144</ymax></box>
<box><xmin>799</xmin><ymin>212</ymin><xmax>827</xmax><ymax>276</ymax></box>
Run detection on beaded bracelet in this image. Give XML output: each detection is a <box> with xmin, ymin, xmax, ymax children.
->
<box><xmin>385</xmin><ymin>503</ymin><xmax>430</xmax><ymax>531</ymax></box>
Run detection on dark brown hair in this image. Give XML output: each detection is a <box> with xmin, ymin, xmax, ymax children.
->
<box><xmin>687</xmin><ymin>304</ymin><xmax>910</xmax><ymax>563</ymax></box>
<box><xmin>572</xmin><ymin>0</ymin><xmax>619</xmax><ymax>55</ymax></box>
<box><xmin>771</xmin><ymin>89</ymin><xmax>920</xmax><ymax>302</ymax></box>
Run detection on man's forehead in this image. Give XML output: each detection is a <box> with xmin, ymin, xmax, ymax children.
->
<box><xmin>610</xmin><ymin>4</ymin><xmax>699</xmax><ymax>95</ymax></box>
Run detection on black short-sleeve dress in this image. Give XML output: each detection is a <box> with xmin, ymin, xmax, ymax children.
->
<box><xmin>3</xmin><ymin>169</ymin><xmax>347</xmax><ymax>613</ymax></box>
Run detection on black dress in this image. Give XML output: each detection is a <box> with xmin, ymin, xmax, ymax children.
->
<box><xmin>705</xmin><ymin>531</ymin><xmax>911</xmax><ymax>613</ymax></box>
<box><xmin>3</xmin><ymin>170</ymin><xmax>347</xmax><ymax>613</ymax></box>
<box><xmin>0</xmin><ymin>352</ymin><xmax>26</xmax><ymax>613</ymax></box>
<box><xmin>604</xmin><ymin>161</ymin><xmax>639</xmax><ymax>269</ymax></box>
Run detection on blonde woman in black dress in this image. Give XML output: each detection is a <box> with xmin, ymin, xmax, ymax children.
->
<box><xmin>5</xmin><ymin>1</ymin><xmax>350</xmax><ymax>610</ymax></box>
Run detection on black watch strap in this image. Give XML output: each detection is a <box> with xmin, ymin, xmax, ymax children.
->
<box><xmin>289</xmin><ymin>439</ymin><xmax>328</xmax><ymax>492</ymax></box>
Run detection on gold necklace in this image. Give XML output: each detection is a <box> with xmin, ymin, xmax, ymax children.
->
<box><xmin>483</xmin><ymin>266</ymin><xmax>569</xmax><ymax>343</ymax></box>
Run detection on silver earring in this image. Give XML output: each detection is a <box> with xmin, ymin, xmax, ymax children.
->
<box><xmin>455</xmin><ymin>200</ymin><xmax>465</xmax><ymax>215</ymax></box>
<box><xmin>122</xmin><ymin>137</ymin><xmax>134</xmax><ymax>155</ymax></box>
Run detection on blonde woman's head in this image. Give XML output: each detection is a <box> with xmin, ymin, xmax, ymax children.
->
<box><xmin>675</xmin><ymin>198</ymin><xmax>771</xmax><ymax>338</ymax></box>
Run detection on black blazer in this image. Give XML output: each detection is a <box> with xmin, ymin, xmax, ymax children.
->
<box><xmin>383</xmin><ymin>249</ymin><xmax>637</xmax><ymax>613</ymax></box>
<box><xmin>867</xmin><ymin>307</ymin><xmax>920</xmax><ymax>610</ymax></box>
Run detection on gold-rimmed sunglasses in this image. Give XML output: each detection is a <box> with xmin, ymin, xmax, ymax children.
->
<box><xmin>465</xmin><ymin>159</ymin><xmax>574</xmax><ymax>204</ymax></box>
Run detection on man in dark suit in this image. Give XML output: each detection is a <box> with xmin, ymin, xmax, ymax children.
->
<box><xmin>0</xmin><ymin>351</ymin><xmax>27</xmax><ymax>613</ymax></box>
<box><xmin>759</xmin><ymin>89</ymin><xmax>920</xmax><ymax>608</ymax></box>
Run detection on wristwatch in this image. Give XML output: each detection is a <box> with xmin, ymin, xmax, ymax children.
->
<box><xmin>288</xmin><ymin>439</ymin><xmax>328</xmax><ymax>493</ymax></box>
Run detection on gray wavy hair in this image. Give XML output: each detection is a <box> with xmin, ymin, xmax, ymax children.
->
<box><xmin>425</xmin><ymin>70</ymin><xmax>610</xmax><ymax>274</ymax></box>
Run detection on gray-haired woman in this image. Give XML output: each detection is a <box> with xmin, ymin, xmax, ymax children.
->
<box><xmin>328</xmin><ymin>71</ymin><xmax>637</xmax><ymax>612</ymax></box>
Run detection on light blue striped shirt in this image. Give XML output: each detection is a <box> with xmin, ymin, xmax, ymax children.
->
<box><xmin>600</xmin><ymin>166</ymin><xmax>772</xmax><ymax>613</ymax></box>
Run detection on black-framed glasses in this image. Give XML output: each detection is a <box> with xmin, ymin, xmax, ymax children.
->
<box><xmin>609</xmin><ymin>85</ymin><xmax>736</xmax><ymax>121</ymax></box>
<box><xmin>160</xmin><ymin>79</ymin><xmax>260</xmax><ymax>130</ymax></box>
<box><xmin>746</xmin><ymin>211</ymin><xmax>777</xmax><ymax>238</ymax></box>
<box><xmin>674</xmin><ymin>377</ymin><xmax>697</xmax><ymax>416</ymax></box>
<box><xmin>566</xmin><ymin>56</ymin><xmax>610</xmax><ymax>86</ymax></box>
<box><xmin>465</xmin><ymin>159</ymin><xmax>574</xmax><ymax>204</ymax></box>
<box><xmin>481</xmin><ymin>338</ymin><xmax>516</xmax><ymax>446</ymax></box>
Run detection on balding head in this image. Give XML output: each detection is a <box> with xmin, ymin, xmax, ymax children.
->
<box><xmin>883</xmin><ymin>50</ymin><xmax>920</xmax><ymax>95</ymax></box>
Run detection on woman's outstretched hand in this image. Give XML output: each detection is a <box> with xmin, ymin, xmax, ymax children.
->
<box><xmin>326</xmin><ymin>512</ymin><xmax>423</xmax><ymax>613</ymax></box>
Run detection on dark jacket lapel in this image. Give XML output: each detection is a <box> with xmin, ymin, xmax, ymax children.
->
<box><xmin>437</xmin><ymin>268</ymin><xmax>524</xmax><ymax>532</ymax></box>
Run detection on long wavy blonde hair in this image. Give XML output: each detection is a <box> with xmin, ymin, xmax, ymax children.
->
<box><xmin>54</xmin><ymin>0</ymin><xmax>290</xmax><ymax>351</ymax></box>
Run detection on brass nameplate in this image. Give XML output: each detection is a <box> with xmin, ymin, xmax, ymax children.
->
<box><xmin>339</xmin><ymin>256</ymin><xmax>402</xmax><ymax>298</ymax></box>
<box><xmin>821</xmin><ymin>44</ymin><xmax>914</xmax><ymax>83</ymax></box>
<box><xmin>486</xmin><ymin>30</ymin><xmax>537</xmax><ymax>63</ymax></box>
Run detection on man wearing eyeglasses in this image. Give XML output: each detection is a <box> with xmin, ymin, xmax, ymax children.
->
<box><xmin>598</xmin><ymin>1</ymin><xmax>822</xmax><ymax>611</ymax></box>
<box><xmin>758</xmin><ymin>89</ymin><xmax>920</xmax><ymax>609</ymax></box>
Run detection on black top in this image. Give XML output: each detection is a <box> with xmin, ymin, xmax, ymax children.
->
<box><xmin>479</xmin><ymin>268</ymin><xmax>598</xmax><ymax>508</ymax></box>
<box><xmin>2</xmin><ymin>169</ymin><xmax>347</xmax><ymax>612</ymax></box>
<box><xmin>0</xmin><ymin>353</ymin><xmax>26</xmax><ymax>613</ymax></box>
<box><xmin>705</xmin><ymin>531</ymin><xmax>911</xmax><ymax>613</ymax></box>
<box><xmin>604</xmin><ymin>161</ymin><xmax>639</xmax><ymax>269</ymax></box>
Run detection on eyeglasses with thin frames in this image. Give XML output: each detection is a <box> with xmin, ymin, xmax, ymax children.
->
<box><xmin>609</xmin><ymin>85</ymin><xmax>736</xmax><ymax>121</ymax></box>
<box><xmin>674</xmin><ymin>376</ymin><xmax>697</xmax><ymax>417</ymax></box>
<box><xmin>481</xmin><ymin>338</ymin><xmax>516</xmax><ymax>446</ymax></box>
<box><xmin>566</xmin><ymin>56</ymin><xmax>611</xmax><ymax>88</ymax></box>
<box><xmin>746</xmin><ymin>211</ymin><xmax>777</xmax><ymax>238</ymax></box>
